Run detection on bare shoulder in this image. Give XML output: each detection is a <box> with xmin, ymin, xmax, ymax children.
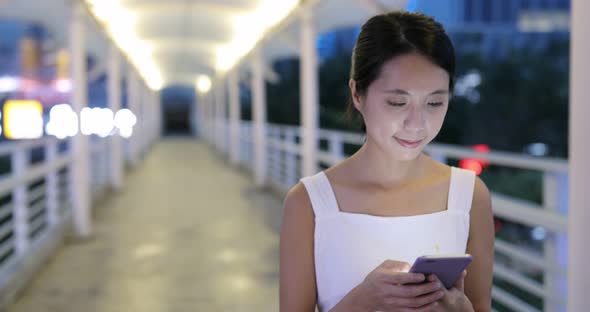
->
<box><xmin>282</xmin><ymin>182</ymin><xmax>315</xmax><ymax>221</ymax></box>
<box><xmin>472</xmin><ymin>176</ymin><xmax>492</xmax><ymax>213</ymax></box>
<box><xmin>284</xmin><ymin>183</ymin><xmax>312</xmax><ymax>209</ymax></box>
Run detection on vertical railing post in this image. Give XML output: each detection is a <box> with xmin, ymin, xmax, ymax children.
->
<box><xmin>300</xmin><ymin>5</ymin><xmax>319</xmax><ymax>178</ymax></box>
<box><xmin>284</xmin><ymin>128</ymin><xmax>297</xmax><ymax>188</ymax></box>
<box><xmin>209</xmin><ymin>93</ymin><xmax>214</xmax><ymax>145</ymax></box>
<box><xmin>215</xmin><ymin>78</ymin><xmax>227</xmax><ymax>154</ymax></box>
<box><xmin>252</xmin><ymin>49</ymin><xmax>267</xmax><ymax>187</ymax></box>
<box><xmin>103</xmin><ymin>139</ymin><xmax>110</xmax><ymax>191</ymax></box>
<box><xmin>328</xmin><ymin>132</ymin><xmax>344</xmax><ymax>165</ymax></box>
<box><xmin>210</xmin><ymin>88</ymin><xmax>217</xmax><ymax>147</ymax></box>
<box><xmin>69</xmin><ymin>2</ymin><xmax>91</xmax><ymax>236</ymax></box>
<box><xmin>238</xmin><ymin>121</ymin><xmax>245</xmax><ymax>165</ymax></box>
<box><xmin>569</xmin><ymin>0</ymin><xmax>590</xmax><ymax>309</ymax></box>
<box><xmin>193</xmin><ymin>88</ymin><xmax>201</xmax><ymax>138</ymax></box>
<box><xmin>229</xmin><ymin>69</ymin><xmax>241</xmax><ymax>166</ymax></box>
<box><xmin>543</xmin><ymin>171</ymin><xmax>569</xmax><ymax>312</ymax></box>
<box><xmin>46</xmin><ymin>139</ymin><xmax>59</xmax><ymax>226</ymax></box>
<box><xmin>13</xmin><ymin>145</ymin><xmax>29</xmax><ymax>256</ymax></box>
<box><xmin>126</xmin><ymin>69</ymin><xmax>140</xmax><ymax>167</ymax></box>
<box><xmin>269</xmin><ymin>126</ymin><xmax>281</xmax><ymax>185</ymax></box>
<box><xmin>154</xmin><ymin>89</ymin><xmax>162</xmax><ymax>141</ymax></box>
<box><xmin>108</xmin><ymin>44</ymin><xmax>123</xmax><ymax>190</ymax></box>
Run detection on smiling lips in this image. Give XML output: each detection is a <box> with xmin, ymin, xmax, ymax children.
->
<box><xmin>394</xmin><ymin>137</ymin><xmax>424</xmax><ymax>148</ymax></box>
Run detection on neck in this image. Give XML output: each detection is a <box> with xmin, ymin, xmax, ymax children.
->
<box><xmin>348</xmin><ymin>141</ymin><xmax>425</xmax><ymax>189</ymax></box>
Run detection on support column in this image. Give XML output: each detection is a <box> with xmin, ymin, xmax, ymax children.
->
<box><xmin>143</xmin><ymin>83</ymin><xmax>150</xmax><ymax>153</ymax></box>
<box><xmin>154</xmin><ymin>89</ymin><xmax>162</xmax><ymax>141</ymax></box>
<box><xmin>210</xmin><ymin>84</ymin><xmax>217</xmax><ymax>147</ymax></box>
<box><xmin>107</xmin><ymin>44</ymin><xmax>123</xmax><ymax>190</ymax></box>
<box><xmin>145</xmin><ymin>86</ymin><xmax>152</xmax><ymax>147</ymax></box>
<box><xmin>210</xmin><ymin>91</ymin><xmax>215</xmax><ymax>144</ymax></box>
<box><xmin>202</xmin><ymin>92</ymin><xmax>210</xmax><ymax>143</ymax></box>
<box><xmin>145</xmin><ymin>87</ymin><xmax>152</xmax><ymax>144</ymax></box>
<box><xmin>300</xmin><ymin>5</ymin><xmax>319</xmax><ymax>178</ymax></box>
<box><xmin>197</xmin><ymin>84</ymin><xmax>203</xmax><ymax>138</ymax></box>
<box><xmin>215</xmin><ymin>77</ymin><xmax>227</xmax><ymax>153</ymax></box>
<box><xmin>138</xmin><ymin>82</ymin><xmax>146</xmax><ymax>157</ymax></box>
<box><xmin>229</xmin><ymin>68</ymin><xmax>241</xmax><ymax>165</ymax></box>
<box><xmin>251</xmin><ymin>49</ymin><xmax>267</xmax><ymax>186</ymax></box>
<box><xmin>126</xmin><ymin>69</ymin><xmax>140</xmax><ymax>167</ymax></box>
<box><xmin>153</xmin><ymin>89</ymin><xmax>161</xmax><ymax>143</ymax></box>
<box><xmin>69</xmin><ymin>2</ymin><xmax>91</xmax><ymax>236</ymax></box>
<box><xmin>198</xmin><ymin>92</ymin><xmax>206</xmax><ymax>140</ymax></box>
<box><xmin>568</xmin><ymin>0</ymin><xmax>590</xmax><ymax>310</ymax></box>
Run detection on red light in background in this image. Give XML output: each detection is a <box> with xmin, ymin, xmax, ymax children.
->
<box><xmin>459</xmin><ymin>144</ymin><xmax>490</xmax><ymax>175</ymax></box>
<box><xmin>472</xmin><ymin>144</ymin><xmax>490</xmax><ymax>153</ymax></box>
<box><xmin>494</xmin><ymin>218</ymin><xmax>503</xmax><ymax>233</ymax></box>
<box><xmin>459</xmin><ymin>159</ymin><xmax>483</xmax><ymax>175</ymax></box>
<box><xmin>472</xmin><ymin>144</ymin><xmax>491</xmax><ymax>168</ymax></box>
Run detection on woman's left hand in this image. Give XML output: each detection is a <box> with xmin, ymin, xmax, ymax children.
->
<box><xmin>430</xmin><ymin>271</ymin><xmax>474</xmax><ymax>312</ymax></box>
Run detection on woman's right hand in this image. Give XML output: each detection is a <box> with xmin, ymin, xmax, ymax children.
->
<box><xmin>332</xmin><ymin>260</ymin><xmax>445</xmax><ymax>312</ymax></box>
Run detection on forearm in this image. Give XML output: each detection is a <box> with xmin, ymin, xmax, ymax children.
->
<box><xmin>329</xmin><ymin>284</ymin><xmax>373</xmax><ymax>312</ymax></box>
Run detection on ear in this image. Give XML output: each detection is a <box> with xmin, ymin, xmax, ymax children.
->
<box><xmin>349</xmin><ymin>79</ymin><xmax>364</xmax><ymax>113</ymax></box>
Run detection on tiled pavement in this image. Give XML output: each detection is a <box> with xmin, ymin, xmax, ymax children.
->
<box><xmin>10</xmin><ymin>139</ymin><xmax>284</xmax><ymax>312</ymax></box>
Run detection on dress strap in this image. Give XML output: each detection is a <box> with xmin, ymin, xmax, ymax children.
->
<box><xmin>447</xmin><ymin>167</ymin><xmax>476</xmax><ymax>214</ymax></box>
<box><xmin>300</xmin><ymin>172</ymin><xmax>340</xmax><ymax>218</ymax></box>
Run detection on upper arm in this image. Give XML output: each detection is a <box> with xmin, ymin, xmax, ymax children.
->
<box><xmin>465</xmin><ymin>177</ymin><xmax>494</xmax><ymax>312</ymax></box>
<box><xmin>280</xmin><ymin>183</ymin><xmax>317</xmax><ymax>312</ymax></box>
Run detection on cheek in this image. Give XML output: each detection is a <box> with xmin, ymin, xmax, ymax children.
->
<box><xmin>365</xmin><ymin>107</ymin><xmax>403</xmax><ymax>132</ymax></box>
<box><xmin>425</xmin><ymin>109</ymin><xmax>448</xmax><ymax>133</ymax></box>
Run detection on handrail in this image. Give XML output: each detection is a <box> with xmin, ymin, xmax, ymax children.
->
<box><xmin>241</xmin><ymin>121</ymin><xmax>569</xmax><ymax>311</ymax></box>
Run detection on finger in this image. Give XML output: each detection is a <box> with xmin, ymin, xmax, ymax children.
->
<box><xmin>453</xmin><ymin>270</ymin><xmax>467</xmax><ymax>292</ymax></box>
<box><xmin>381</xmin><ymin>259</ymin><xmax>412</xmax><ymax>272</ymax></box>
<box><xmin>428</xmin><ymin>274</ymin><xmax>449</xmax><ymax>296</ymax></box>
<box><xmin>387</xmin><ymin>280</ymin><xmax>443</xmax><ymax>298</ymax></box>
<box><xmin>413</xmin><ymin>300</ymin><xmax>442</xmax><ymax>312</ymax></box>
<box><xmin>381</xmin><ymin>271</ymin><xmax>426</xmax><ymax>285</ymax></box>
<box><xmin>384</xmin><ymin>288</ymin><xmax>445</xmax><ymax>309</ymax></box>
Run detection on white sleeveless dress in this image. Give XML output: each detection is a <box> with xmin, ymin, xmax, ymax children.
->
<box><xmin>300</xmin><ymin>167</ymin><xmax>476</xmax><ymax>312</ymax></box>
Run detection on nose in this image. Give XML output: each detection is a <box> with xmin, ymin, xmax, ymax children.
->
<box><xmin>403</xmin><ymin>104</ymin><xmax>425</xmax><ymax>132</ymax></box>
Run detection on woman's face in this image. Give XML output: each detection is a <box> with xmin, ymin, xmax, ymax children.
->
<box><xmin>351</xmin><ymin>52</ymin><xmax>450</xmax><ymax>161</ymax></box>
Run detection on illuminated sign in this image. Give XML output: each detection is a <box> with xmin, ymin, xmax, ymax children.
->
<box><xmin>3</xmin><ymin>100</ymin><xmax>44</xmax><ymax>139</ymax></box>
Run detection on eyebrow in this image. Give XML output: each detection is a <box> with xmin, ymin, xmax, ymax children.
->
<box><xmin>384</xmin><ymin>89</ymin><xmax>449</xmax><ymax>96</ymax></box>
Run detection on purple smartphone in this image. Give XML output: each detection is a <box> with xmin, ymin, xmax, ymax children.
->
<box><xmin>409</xmin><ymin>254</ymin><xmax>473</xmax><ymax>289</ymax></box>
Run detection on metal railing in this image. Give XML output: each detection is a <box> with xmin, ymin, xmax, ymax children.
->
<box><xmin>0</xmin><ymin>138</ymin><xmax>71</xmax><ymax>283</ymax></box>
<box><xmin>232</xmin><ymin>120</ymin><xmax>568</xmax><ymax>312</ymax></box>
<box><xmin>0</xmin><ymin>136</ymin><xmax>113</xmax><ymax>300</ymax></box>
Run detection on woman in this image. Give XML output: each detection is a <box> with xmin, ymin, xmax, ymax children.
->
<box><xmin>279</xmin><ymin>11</ymin><xmax>494</xmax><ymax>312</ymax></box>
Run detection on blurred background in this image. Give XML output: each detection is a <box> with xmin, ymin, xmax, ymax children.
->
<box><xmin>0</xmin><ymin>0</ymin><xmax>586</xmax><ymax>311</ymax></box>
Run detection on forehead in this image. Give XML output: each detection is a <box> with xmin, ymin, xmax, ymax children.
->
<box><xmin>372</xmin><ymin>53</ymin><xmax>450</xmax><ymax>93</ymax></box>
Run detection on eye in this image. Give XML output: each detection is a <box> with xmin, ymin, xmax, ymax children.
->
<box><xmin>387</xmin><ymin>101</ymin><xmax>406</xmax><ymax>107</ymax></box>
<box><xmin>428</xmin><ymin>102</ymin><xmax>444</xmax><ymax>107</ymax></box>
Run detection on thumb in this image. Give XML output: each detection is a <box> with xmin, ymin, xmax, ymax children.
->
<box><xmin>454</xmin><ymin>270</ymin><xmax>467</xmax><ymax>292</ymax></box>
<box><xmin>381</xmin><ymin>260</ymin><xmax>411</xmax><ymax>273</ymax></box>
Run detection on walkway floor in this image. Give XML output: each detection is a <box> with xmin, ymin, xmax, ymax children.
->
<box><xmin>9</xmin><ymin>139</ymin><xmax>284</xmax><ymax>312</ymax></box>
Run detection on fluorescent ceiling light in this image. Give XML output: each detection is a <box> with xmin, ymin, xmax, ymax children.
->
<box><xmin>216</xmin><ymin>0</ymin><xmax>299</xmax><ymax>72</ymax></box>
<box><xmin>85</xmin><ymin>0</ymin><xmax>163</xmax><ymax>90</ymax></box>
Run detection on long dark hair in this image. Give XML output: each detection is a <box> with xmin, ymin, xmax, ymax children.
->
<box><xmin>347</xmin><ymin>11</ymin><xmax>456</xmax><ymax>131</ymax></box>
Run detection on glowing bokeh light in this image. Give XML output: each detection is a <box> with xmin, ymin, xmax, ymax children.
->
<box><xmin>3</xmin><ymin>100</ymin><xmax>44</xmax><ymax>139</ymax></box>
